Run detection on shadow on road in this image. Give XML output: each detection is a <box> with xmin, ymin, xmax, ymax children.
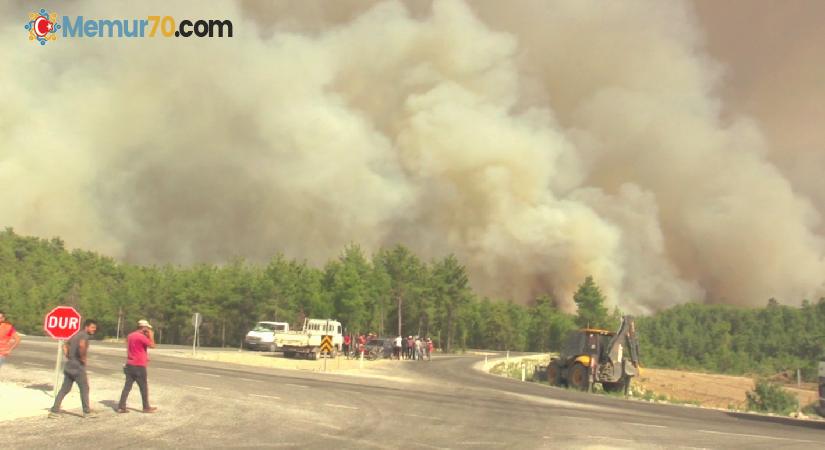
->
<box><xmin>100</xmin><ymin>400</ymin><xmax>120</xmax><ymax>412</ymax></box>
<box><xmin>25</xmin><ymin>383</ymin><xmax>52</xmax><ymax>392</ymax></box>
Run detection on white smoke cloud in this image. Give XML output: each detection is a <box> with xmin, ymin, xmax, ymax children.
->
<box><xmin>1</xmin><ymin>0</ymin><xmax>823</xmax><ymax>313</ymax></box>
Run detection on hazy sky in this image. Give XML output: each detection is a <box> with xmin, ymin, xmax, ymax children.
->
<box><xmin>2</xmin><ymin>1</ymin><xmax>823</xmax><ymax>312</ymax></box>
<box><xmin>695</xmin><ymin>0</ymin><xmax>825</xmax><ymax>215</ymax></box>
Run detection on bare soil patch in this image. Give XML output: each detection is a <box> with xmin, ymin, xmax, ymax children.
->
<box><xmin>636</xmin><ymin>367</ymin><xmax>818</xmax><ymax>410</ymax></box>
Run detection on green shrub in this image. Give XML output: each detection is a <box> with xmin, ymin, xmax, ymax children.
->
<box><xmin>745</xmin><ymin>379</ymin><xmax>798</xmax><ymax>415</ymax></box>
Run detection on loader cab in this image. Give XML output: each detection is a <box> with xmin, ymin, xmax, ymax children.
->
<box><xmin>560</xmin><ymin>328</ymin><xmax>613</xmax><ymax>362</ymax></box>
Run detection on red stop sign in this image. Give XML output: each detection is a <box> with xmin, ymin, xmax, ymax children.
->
<box><xmin>43</xmin><ymin>306</ymin><xmax>82</xmax><ymax>340</ymax></box>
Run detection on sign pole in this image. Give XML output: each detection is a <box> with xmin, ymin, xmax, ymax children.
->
<box><xmin>192</xmin><ymin>312</ymin><xmax>200</xmax><ymax>356</ymax></box>
<box><xmin>43</xmin><ymin>305</ymin><xmax>82</xmax><ymax>397</ymax></box>
<box><xmin>52</xmin><ymin>340</ymin><xmax>63</xmax><ymax>397</ymax></box>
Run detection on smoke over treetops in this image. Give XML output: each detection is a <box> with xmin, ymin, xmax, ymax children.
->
<box><xmin>1</xmin><ymin>0</ymin><xmax>823</xmax><ymax>313</ymax></box>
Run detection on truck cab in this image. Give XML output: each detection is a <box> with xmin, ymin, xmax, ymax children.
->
<box><xmin>244</xmin><ymin>321</ymin><xmax>289</xmax><ymax>352</ymax></box>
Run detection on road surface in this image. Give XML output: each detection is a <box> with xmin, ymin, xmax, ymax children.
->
<box><xmin>5</xmin><ymin>337</ymin><xmax>824</xmax><ymax>449</ymax></box>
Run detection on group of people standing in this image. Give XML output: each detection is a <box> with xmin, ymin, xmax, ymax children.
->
<box><xmin>342</xmin><ymin>332</ymin><xmax>435</xmax><ymax>360</ymax></box>
<box><xmin>396</xmin><ymin>335</ymin><xmax>433</xmax><ymax>360</ymax></box>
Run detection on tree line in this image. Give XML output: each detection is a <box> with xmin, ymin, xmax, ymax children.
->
<box><xmin>2</xmin><ymin>228</ymin><xmax>824</xmax><ymax>378</ymax></box>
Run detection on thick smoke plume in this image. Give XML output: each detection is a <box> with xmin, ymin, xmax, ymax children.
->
<box><xmin>1</xmin><ymin>0</ymin><xmax>823</xmax><ymax>313</ymax></box>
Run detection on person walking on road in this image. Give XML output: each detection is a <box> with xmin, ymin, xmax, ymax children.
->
<box><xmin>427</xmin><ymin>338</ymin><xmax>434</xmax><ymax>361</ymax></box>
<box><xmin>0</xmin><ymin>310</ymin><xmax>21</xmax><ymax>371</ymax></box>
<box><xmin>117</xmin><ymin>319</ymin><xmax>157</xmax><ymax>413</ymax></box>
<box><xmin>49</xmin><ymin>319</ymin><xmax>98</xmax><ymax>418</ymax></box>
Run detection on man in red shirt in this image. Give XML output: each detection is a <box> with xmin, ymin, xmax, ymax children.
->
<box><xmin>343</xmin><ymin>334</ymin><xmax>351</xmax><ymax>359</ymax></box>
<box><xmin>117</xmin><ymin>319</ymin><xmax>157</xmax><ymax>413</ymax></box>
<box><xmin>0</xmin><ymin>310</ymin><xmax>21</xmax><ymax>370</ymax></box>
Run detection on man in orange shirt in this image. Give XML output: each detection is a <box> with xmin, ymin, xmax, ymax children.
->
<box><xmin>0</xmin><ymin>310</ymin><xmax>22</xmax><ymax>371</ymax></box>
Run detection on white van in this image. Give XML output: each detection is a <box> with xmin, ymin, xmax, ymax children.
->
<box><xmin>244</xmin><ymin>321</ymin><xmax>289</xmax><ymax>352</ymax></box>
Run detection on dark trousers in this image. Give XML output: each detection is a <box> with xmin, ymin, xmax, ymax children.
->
<box><xmin>118</xmin><ymin>364</ymin><xmax>150</xmax><ymax>409</ymax></box>
<box><xmin>52</xmin><ymin>367</ymin><xmax>90</xmax><ymax>413</ymax></box>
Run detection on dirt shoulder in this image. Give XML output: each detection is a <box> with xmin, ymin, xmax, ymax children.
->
<box><xmin>0</xmin><ymin>364</ymin><xmax>126</xmax><ymax>422</ymax></box>
<box><xmin>636</xmin><ymin>367</ymin><xmax>818</xmax><ymax>410</ymax></box>
<box><xmin>156</xmin><ymin>347</ymin><xmax>394</xmax><ymax>373</ymax></box>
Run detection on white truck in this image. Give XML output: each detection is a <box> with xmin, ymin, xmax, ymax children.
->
<box><xmin>244</xmin><ymin>321</ymin><xmax>290</xmax><ymax>352</ymax></box>
<box><xmin>274</xmin><ymin>318</ymin><xmax>343</xmax><ymax>360</ymax></box>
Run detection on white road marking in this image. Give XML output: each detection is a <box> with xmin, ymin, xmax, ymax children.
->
<box><xmin>402</xmin><ymin>413</ymin><xmax>431</xmax><ymax>420</ymax></box>
<box><xmin>286</xmin><ymin>420</ymin><xmax>342</xmax><ymax>431</ymax></box>
<box><xmin>621</xmin><ymin>422</ymin><xmax>667</xmax><ymax>429</ymax></box>
<box><xmin>195</xmin><ymin>372</ymin><xmax>221</xmax><ymax>378</ymax></box>
<box><xmin>590</xmin><ymin>437</ymin><xmax>637</xmax><ymax>443</ymax></box>
<box><xmin>21</xmin><ymin>362</ymin><xmax>45</xmax><ymax>367</ymax></box>
<box><xmin>237</xmin><ymin>377</ymin><xmax>258</xmax><ymax>382</ymax></box>
<box><xmin>184</xmin><ymin>385</ymin><xmax>212</xmax><ymax>391</ymax></box>
<box><xmin>411</xmin><ymin>442</ymin><xmax>448</xmax><ymax>450</ymax></box>
<box><xmin>324</xmin><ymin>403</ymin><xmax>358</xmax><ymax>410</ymax></box>
<box><xmin>458</xmin><ymin>442</ymin><xmax>505</xmax><ymax>446</ymax></box>
<box><xmin>557</xmin><ymin>415</ymin><xmax>592</xmax><ymax>420</ymax></box>
<box><xmin>249</xmin><ymin>394</ymin><xmax>281</xmax><ymax>400</ymax></box>
<box><xmin>697</xmin><ymin>429</ymin><xmax>816</xmax><ymax>443</ymax></box>
<box><xmin>158</xmin><ymin>367</ymin><xmax>182</xmax><ymax>372</ymax></box>
<box><xmin>285</xmin><ymin>383</ymin><xmax>308</xmax><ymax>389</ymax></box>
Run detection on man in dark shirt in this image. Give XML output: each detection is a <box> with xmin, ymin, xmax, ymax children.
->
<box><xmin>49</xmin><ymin>319</ymin><xmax>98</xmax><ymax>418</ymax></box>
<box><xmin>117</xmin><ymin>319</ymin><xmax>157</xmax><ymax>413</ymax></box>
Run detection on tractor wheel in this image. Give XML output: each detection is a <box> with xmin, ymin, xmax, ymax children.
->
<box><xmin>602</xmin><ymin>381</ymin><xmax>624</xmax><ymax>393</ymax></box>
<box><xmin>547</xmin><ymin>362</ymin><xmax>562</xmax><ymax>386</ymax></box>
<box><xmin>569</xmin><ymin>363</ymin><xmax>590</xmax><ymax>391</ymax></box>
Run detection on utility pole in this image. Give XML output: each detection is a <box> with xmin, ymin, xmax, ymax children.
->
<box><xmin>115</xmin><ymin>307</ymin><xmax>123</xmax><ymax>341</ymax></box>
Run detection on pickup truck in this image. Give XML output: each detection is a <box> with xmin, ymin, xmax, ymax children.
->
<box><xmin>274</xmin><ymin>318</ymin><xmax>343</xmax><ymax>360</ymax></box>
<box><xmin>244</xmin><ymin>321</ymin><xmax>289</xmax><ymax>352</ymax></box>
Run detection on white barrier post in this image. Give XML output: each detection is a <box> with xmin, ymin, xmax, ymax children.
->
<box><xmin>521</xmin><ymin>362</ymin><xmax>526</xmax><ymax>382</ymax></box>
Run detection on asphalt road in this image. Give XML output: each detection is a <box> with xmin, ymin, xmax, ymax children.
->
<box><xmin>5</xmin><ymin>337</ymin><xmax>825</xmax><ymax>449</ymax></box>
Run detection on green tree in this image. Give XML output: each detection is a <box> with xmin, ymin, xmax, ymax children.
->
<box><xmin>430</xmin><ymin>255</ymin><xmax>471</xmax><ymax>352</ymax></box>
<box><xmin>573</xmin><ymin>276</ymin><xmax>609</xmax><ymax>329</ymax></box>
<box><xmin>372</xmin><ymin>245</ymin><xmax>426</xmax><ymax>337</ymax></box>
<box><xmin>528</xmin><ymin>295</ymin><xmax>576</xmax><ymax>352</ymax></box>
<box><xmin>324</xmin><ymin>244</ymin><xmax>372</xmax><ymax>333</ymax></box>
